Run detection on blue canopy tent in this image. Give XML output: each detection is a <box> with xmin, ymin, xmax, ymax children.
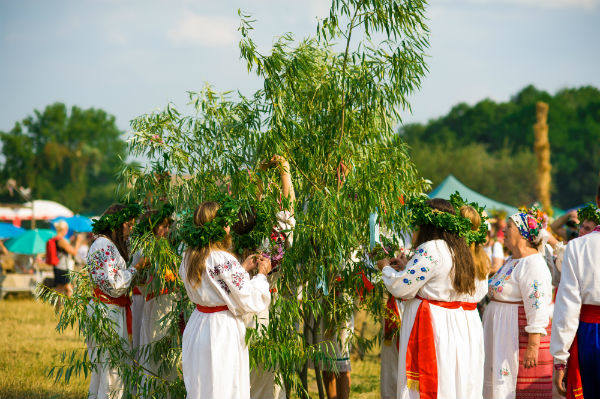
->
<box><xmin>0</xmin><ymin>223</ymin><xmax>25</xmax><ymax>240</ymax></box>
<box><xmin>429</xmin><ymin>175</ymin><xmax>519</xmax><ymax>215</ymax></box>
<box><xmin>50</xmin><ymin>215</ymin><xmax>93</xmax><ymax>233</ymax></box>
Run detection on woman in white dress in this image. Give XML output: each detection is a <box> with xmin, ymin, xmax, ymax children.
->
<box><xmin>180</xmin><ymin>201</ymin><xmax>272</xmax><ymax>399</ymax></box>
<box><xmin>86</xmin><ymin>203</ymin><xmax>143</xmax><ymax>399</ymax></box>
<box><xmin>483</xmin><ymin>209</ymin><xmax>553</xmax><ymax>399</ymax></box>
<box><xmin>134</xmin><ymin>204</ymin><xmax>179</xmax><ymax>385</ymax></box>
<box><xmin>378</xmin><ymin>197</ymin><xmax>489</xmax><ymax>399</ymax></box>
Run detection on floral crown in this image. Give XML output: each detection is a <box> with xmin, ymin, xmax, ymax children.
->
<box><xmin>406</xmin><ymin>192</ymin><xmax>488</xmax><ymax>245</ymax></box>
<box><xmin>92</xmin><ymin>203</ymin><xmax>143</xmax><ymax>234</ymax></box>
<box><xmin>510</xmin><ymin>206</ymin><xmax>544</xmax><ymax>244</ymax></box>
<box><xmin>179</xmin><ymin>196</ymin><xmax>240</xmax><ymax>249</ymax></box>
<box><xmin>132</xmin><ymin>202</ymin><xmax>175</xmax><ymax>238</ymax></box>
<box><xmin>577</xmin><ymin>203</ymin><xmax>600</xmax><ymax>225</ymax></box>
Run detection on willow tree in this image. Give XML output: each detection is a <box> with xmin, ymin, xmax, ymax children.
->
<box><xmin>39</xmin><ymin>0</ymin><xmax>430</xmax><ymax>398</ymax></box>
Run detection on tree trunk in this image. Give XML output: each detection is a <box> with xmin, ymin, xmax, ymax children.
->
<box><xmin>533</xmin><ymin>101</ymin><xmax>552</xmax><ymax>215</ymax></box>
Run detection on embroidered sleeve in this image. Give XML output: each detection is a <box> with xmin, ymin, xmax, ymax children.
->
<box><xmin>518</xmin><ymin>256</ymin><xmax>552</xmax><ymax>335</ymax></box>
<box><xmin>550</xmin><ymin>242</ymin><xmax>582</xmax><ymax>364</ymax></box>
<box><xmin>382</xmin><ymin>243</ymin><xmax>438</xmax><ymax>300</ymax></box>
<box><xmin>208</xmin><ymin>252</ymin><xmax>271</xmax><ymax>316</ymax></box>
<box><xmin>87</xmin><ymin>240</ymin><xmax>136</xmax><ymax>297</ymax></box>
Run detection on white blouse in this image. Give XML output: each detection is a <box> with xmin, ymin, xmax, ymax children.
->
<box><xmin>382</xmin><ymin>239</ymin><xmax>488</xmax><ymax>303</ymax></box>
<box><xmin>179</xmin><ymin>250</ymin><xmax>271</xmax><ymax>317</ymax></box>
<box><xmin>488</xmin><ymin>253</ymin><xmax>552</xmax><ymax>334</ymax></box>
<box><xmin>551</xmin><ymin>232</ymin><xmax>600</xmax><ymax>364</ymax></box>
<box><xmin>87</xmin><ymin>236</ymin><xmax>137</xmax><ymax>298</ymax></box>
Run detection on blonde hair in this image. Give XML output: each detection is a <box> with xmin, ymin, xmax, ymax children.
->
<box><xmin>185</xmin><ymin>202</ymin><xmax>232</xmax><ymax>287</ymax></box>
<box><xmin>53</xmin><ymin>220</ymin><xmax>69</xmax><ymax>233</ymax></box>
<box><xmin>460</xmin><ymin>205</ymin><xmax>490</xmax><ymax>280</ymax></box>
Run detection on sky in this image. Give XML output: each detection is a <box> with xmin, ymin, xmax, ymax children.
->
<box><xmin>1</xmin><ymin>0</ymin><xmax>599</xmax><ymax>134</ymax></box>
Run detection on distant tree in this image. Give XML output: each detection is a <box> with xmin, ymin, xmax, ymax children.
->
<box><xmin>400</xmin><ymin>85</ymin><xmax>600</xmax><ymax>208</ymax></box>
<box><xmin>0</xmin><ymin>103</ymin><xmax>127</xmax><ymax>213</ymax></box>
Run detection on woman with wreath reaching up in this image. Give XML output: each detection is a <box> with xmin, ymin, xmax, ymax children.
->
<box><xmin>86</xmin><ymin>203</ymin><xmax>144</xmax><ymax>399</ymax></box>
<box><xmin>377</xmin><ymin>196</ymin><xmax>489</xmax><ymax>399</ymax></box>
<box><xmin>232</xmin><ymin>154</ymin><xmax>295</xmax><ymax>399</ymax></box>
<box><xmin>483</xmin><ymin>208</ymin><xmax>553</xmax><ymax>399</ymax></box>
<box><xmin>179</xmin><ymin>200</ymin><xmax>272</xmax><ymax>399</ymax></box>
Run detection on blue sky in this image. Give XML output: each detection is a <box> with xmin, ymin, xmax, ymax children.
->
<box><xmin>1</xmin><ymin>0</ymin><xmax>599</xmax><ymax>133</ymax></box>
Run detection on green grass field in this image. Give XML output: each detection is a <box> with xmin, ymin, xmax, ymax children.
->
<box><xmin>0</xmin><ymin>296</ymin><xmax>381</xmax><ymax>399</ymax></box>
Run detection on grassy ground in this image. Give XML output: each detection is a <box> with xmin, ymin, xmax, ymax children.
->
<box><xmin>0</xmin><ymin>296</ymin><xmax>381</xmax><ymax>399</ymax></box>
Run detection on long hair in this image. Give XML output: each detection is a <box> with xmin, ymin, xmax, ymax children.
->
<box><xmin>95</xmin><ymin>204</ymin><xmax>132</xmax><ymax>263</ymax></box>
<box><xmin>414</xmin><ymin>198</ymin><xmax>477</xmax><ymax>295</ymax></box>
<box><xmin>460</xmin><ymin>205</ymin><xmax>490</xmax><ymax>280</ymax></box>
<box><xmin>185</xmin><ymin>202</ymin><xmax>232</xmax><ymax>287</ymax></box>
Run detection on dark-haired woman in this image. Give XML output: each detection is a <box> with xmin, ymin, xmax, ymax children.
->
<box><xmin>483</xmin><ymin>210</ymin><xmax>553</xmax><ymax>399</ymax></box>
<box><xmin>86</xmin><ymin>204</ymin><xmax>143</xmax><ymax>399</ymax></box>
<box><xmin>378</xmin><ymin>198</ymin><xmax>488</xmax><ymax>399</ymax></box>
<box><xmin>179</xmin><ymin>201</ymin><xmax>272</xmax><ymax>399</ymax></box>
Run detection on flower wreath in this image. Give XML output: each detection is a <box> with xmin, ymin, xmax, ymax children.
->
<box><xmin>92</xmin><ymin>203</ymin><xmax>143</xmax><ymax>235</ymax></box>
<box><xmin>406</xmin><ymin>192</ymin><xmax>488</xmax><ymax>245</ymax></box>
<box><xmin>179</xmin><ymin>196</ymin><xmax>240</xmax><ymax>249</ymax></box>
<box><xmin>132</xmin><ymin>203</ymin><xmax>175</xmax><ymax>238</ymax></box>
<box><xmin>577</xmin><ymin>203</ymin><xmax>600</xmax><ymax>225</ymax></box>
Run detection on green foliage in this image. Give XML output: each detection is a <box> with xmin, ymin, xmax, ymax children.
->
<box><xmin>401</xmin><ymin>85</ymin><xmax>600</xmax><ymax>208</ymax></box>
<box><xmin>40</xmin><ymin>0</ymin><xmax>431</xmax><ymax>398</ymax></box>
<box><xmin>91</xmin><ymin>203</ymin><xmax>142</xmax><ymax>234</ymax></box>
<box><xmin>0</xmin><ymin>103</ymin><xmax>128</xmax><ymax>213</ymax></box>
<box><xmin>577</xmin><ymin>203</ymin><xmax>600</xmax><ymax>225</ymax></box>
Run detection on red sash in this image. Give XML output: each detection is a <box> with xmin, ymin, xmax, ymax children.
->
<box><xmin>146</xmin><ymin>288</ymin><xmax>171</xmax><ymax>302</ymax></box>
<box><xmin>406</xmin><ymin>296</ymin><xmax>477</xmax><ymax>399</ymax></box>
<box><xmin>566</xmin><ymin>305</ymin><xmax>600</xmax><ymax>399</ymax></box>
<box><xmin>132</xmin><ymin>286</ymin><xmax>142</xmax><ymax>296</ymax></box>
<box><xmin>93</xmin><ymin>287</ymin><xmax>132</xmax><ymax>340</ymax></box>
<box><xmin>196</xmin><ymin>304</ymin><xmax>229</xmax><ymax>313</ymax></box>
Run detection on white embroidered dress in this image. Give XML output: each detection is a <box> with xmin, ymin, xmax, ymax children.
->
<box><xmin>482</xmin><ymin>253</ymin><xmax>552</xmax><ymax>399</ymax></box>
<box><xmin>382</xmin><ymin>239</ymin><xmax>488</xmax><ymax>399</ymax></box>
<box><xmin>86</xmin><ymin>237</ymin><xmax>137</xmax><ymax>399</ymax></box>
<box><xmin>180</xmin><ymin>250</ymin><xmax>271</xmax><ymax>399</ymax></box>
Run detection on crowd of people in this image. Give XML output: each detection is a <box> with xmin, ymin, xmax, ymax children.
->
<box><xmin>73</xmin><ymin>162</ymin><xmax>600</xmax><ymax>399</ymax></box>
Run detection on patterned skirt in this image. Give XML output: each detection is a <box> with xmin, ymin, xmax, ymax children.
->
<box><xmin>515</xmin><ymin>306</ymin><xmax>553</xmax><ymax>398</ymax></box>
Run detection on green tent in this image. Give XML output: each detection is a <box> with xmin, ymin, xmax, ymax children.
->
<box><xmin>429</xmin><ymin>174</ymin><xmax>518</xmax><ymax>215</ymax></box>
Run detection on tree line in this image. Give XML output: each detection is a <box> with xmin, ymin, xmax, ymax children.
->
<box><xmin>400</xmin><ymin>85</ymin><xmax>600</xmax><ymax>209</ymax></box>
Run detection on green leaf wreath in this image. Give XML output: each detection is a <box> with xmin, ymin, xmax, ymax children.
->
<box><xmin>91</xmin><ymin>203</ymin><xmax>143</xmax><ymax>234</ymax></box>
<box><xmin>578</xmin><ymin>203</ymin><xmax>600</xmax><ymax>225</ymax></box>
<box><xmin>178</xmin><ymin>196</ymin><xmax>240</xmax><ymax>249</ymax></box>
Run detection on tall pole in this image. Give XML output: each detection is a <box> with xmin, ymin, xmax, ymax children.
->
<box><xmin>533</xmin><ymin>101</ymin><xmax>553</xmax><ymax>216</ymax></box>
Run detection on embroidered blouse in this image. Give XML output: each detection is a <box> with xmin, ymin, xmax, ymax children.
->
<box><xmin>488</xmin><ymin>253</ymin><xmax>552</xmax><ymax>334</ymax></box>
<box><xmin>87</xmin><ymin>236</ymin><xmax>137</xmax><ymax>298</ymax></box>
<box><xmin>382</xmin><ymin>239</ymin><xmax>488</xmax><ymax>303</ymax></box>
<box><xmin>179</xmin><ymin>250</ymin><xmax>271</xmax><ymax>317</ymax></box>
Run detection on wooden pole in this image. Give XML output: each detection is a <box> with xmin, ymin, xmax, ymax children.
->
<box><xmin>533</xmin><ymin>102</ymin><xmax>553</xmax><ymax>216</ymax></box>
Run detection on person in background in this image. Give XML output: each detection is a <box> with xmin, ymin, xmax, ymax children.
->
<box><xmin>483</xmin><ymin>209</ymin><xmax>553</xmax><ymax>399</ymax></box>
<box><xmin>52</xmin><ymin>220</ymin><xmax>84</xmax><ymax>298</ymax></box>
<box><xmin>75</xmin><ymin>233</ymin><xmax>90</xmax><ymax>266</ymax></box>
<box><xmin>551</xmin><ymin>183</ymin><xmax>600</xmax><ymax>398</ymax></box>
<box><xmin>483</xmin><ymin>222</ymin><xmax>504</xmax><ymax>273</ymax></box>
<box><xmin>550</xmin><ymin>210</ymin><xmax>580</xmax><ymax>242</ymax></box>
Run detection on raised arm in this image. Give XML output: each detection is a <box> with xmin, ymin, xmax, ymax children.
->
<box><xmin>381</xmin><ymin>242</ymin><xmax>438</xmax><ymax>299</ymax></box>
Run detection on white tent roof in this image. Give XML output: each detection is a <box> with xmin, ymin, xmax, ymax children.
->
<box><xmin>0</xmin><ymin>200</ymin><xmax>74</xmax><ymax>221</ymax></box>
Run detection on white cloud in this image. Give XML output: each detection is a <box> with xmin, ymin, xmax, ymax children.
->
<box><xmin>167</xmin><ymin>11</ymin><xmax>238</xmax><ymax>48</ymax></box>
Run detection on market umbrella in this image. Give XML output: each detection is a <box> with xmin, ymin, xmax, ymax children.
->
<box><xmin>5</xmin><ymin>229</ymin><xmax>55</xmax><ymax>255</ymax></box>
<box><xmin>0</xmin><ymin>223</ymin><xmax>25</xmax><ymax>239</ymax></box>
<box><xmin>51</xmin><ymin>215</ymin><xmax>93</xmax><ymax>233</ymax></box>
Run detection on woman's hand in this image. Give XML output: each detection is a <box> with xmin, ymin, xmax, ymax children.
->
<box><xmin>523</xmin><ymin>342</ymin><xmax>540</xmax><ymax>368</ymax></box>
<box><xmin>376</xmin><ymin>258</ymin><xmax>390</xmax><ymax>271</ymax></box>
<box><xmin>242</xmin><ymin>255</ymin><xmax>258</xmax><ymax>272</ymax></box>
<box><xmin>553</xmin><ymin>368</ymin><xmax>566</xmax><ymax>396</ymax></box>
<box><xmin>257</xmin><ymin>256</ymin><xmax>272</xmax><ymax>275</ymax></box>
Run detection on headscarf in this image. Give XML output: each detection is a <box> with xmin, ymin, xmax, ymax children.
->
<box><xmin>509</xmin><ymin>211</ymin><xmax>543</xmax><ymax>245</ymax></box>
